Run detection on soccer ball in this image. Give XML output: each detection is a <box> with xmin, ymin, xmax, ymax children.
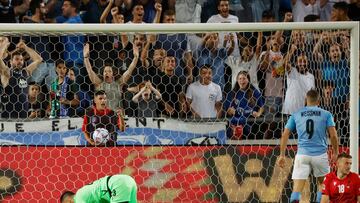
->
<box><xmin>92</xmin><ymin>128</ymin><xmax>110</xmax><ymax>145</ymax></box>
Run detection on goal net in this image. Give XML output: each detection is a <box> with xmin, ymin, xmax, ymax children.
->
<box><xmin>0</xmin><ymin>22</ymin><xmax>358</xmax><ymax>202</ymax></box>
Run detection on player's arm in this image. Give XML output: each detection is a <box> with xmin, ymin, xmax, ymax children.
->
<box><xmin>327</xmin><ymin>126</ymin><xmax>338</xmax><ymax>161</ymax></box>
<box><xmin>320</xmin><ymin>195</ymin><xmax>330</xmax><ymax>203</ymax></box>
<box><xmin>278</xmin><ymin>128</ymin><xmax>291</xmax><ymax>169</ymax></box>
<box><xmin>326</xmin><ymin>111</ymin><xmax>339</xmax><ymax>162</ymax></box>
<box><xmin>22</xmin><ymin>41</ymin><xmax>43</xmax><ymax>76</ymax></box>
<box><xmin>117</xmin><ymin>111</ymin><xmax>125</xmax><ymax>132</ymax></box>
<box><xmin>84</xmin><ymin>131</ymin><xmax>95</xmax><ymax>145</ymax></box>
<box><xmin>279</xmin><ymin>128</ymin><xmax>291</xmax><ymax>157</ymax></box>
<box><xmin>278</xmin><ymin>116</ymin><xmax>295</xmax><ymax>168</ymax></box>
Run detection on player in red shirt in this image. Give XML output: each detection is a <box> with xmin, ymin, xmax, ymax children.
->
<box><xmin>321</xmin><ymin>152</ymin><xmax>360</xmax><ymax>203</ymax></box>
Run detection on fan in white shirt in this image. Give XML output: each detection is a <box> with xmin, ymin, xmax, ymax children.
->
<box><xmin>227</xmin><ymin>32</ymin><xmax>263</xmax><ymax>90</ymax></box>
<box><xmin>186</xmin><ymin>65</ymin><xmax>222</xmax><ymax>118</ymax></box>
<box><xmin>292</xmin><ymin>0</ymin><xmax>328</xmax><ymax>22</ymax></box>
<box><xmin>206</xmin><ymin>0</ymin><xmax>240</xmax><ymax>58</ymax></box>
<box><xmin>282</xmin><ymin>45</ymin><xmax>315</xmax><ymax>115</ymax></box>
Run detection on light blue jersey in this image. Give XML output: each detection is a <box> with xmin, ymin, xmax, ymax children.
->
<box><xmin>285</xmin><ymin>106</ymin><xmax>336</xmax><ymax>156</ymax></box>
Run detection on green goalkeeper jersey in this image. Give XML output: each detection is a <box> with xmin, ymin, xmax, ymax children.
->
<box><xmin>74</xmin><ymin>174</ymin><xmax>137</xmax><ymax>203</ymax></box>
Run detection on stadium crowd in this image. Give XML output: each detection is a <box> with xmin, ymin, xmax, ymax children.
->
<box><xmin>0</xmin><ymin>0</ymin><xmax>358</xmax><ymax>140</ymax></box>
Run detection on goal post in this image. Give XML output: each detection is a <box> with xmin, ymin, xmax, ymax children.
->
<box><xmin>0</xmin><ymin>21</ymin><xmax>358</xmax><ymax>202</ymax></box>
<box><xmin>4</xmin><ymin>21</ymin><xmax>355</xmax><ymax>169</ymax></box>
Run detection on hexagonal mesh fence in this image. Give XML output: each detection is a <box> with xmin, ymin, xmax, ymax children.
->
<box><xmin>0</xmin><ymin>23</ymin><xmax>358</xmax><ymax>202</ymax></box>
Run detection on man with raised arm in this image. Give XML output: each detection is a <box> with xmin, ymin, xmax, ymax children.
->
<box><xmin>0</xmin><ymin>37</ymin><xmax>43</xmax><ymax>118</ymax></box>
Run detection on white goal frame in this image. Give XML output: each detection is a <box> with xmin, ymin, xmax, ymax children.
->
<box><xmin>0</xmin><ymin>22</ymin><xmax>358</xmax><ymax>172</ymax></box>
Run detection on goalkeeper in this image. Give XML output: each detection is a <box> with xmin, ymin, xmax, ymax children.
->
<box><xmin>60</xmin><ymin>174</ymin><xmax>137</xmax><ymax>203</ymax></box>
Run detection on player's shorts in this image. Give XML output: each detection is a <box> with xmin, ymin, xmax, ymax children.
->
<box><xmin>108</xmin><ymin>174</ymin><xmax>137</xmax><ymax>203</ymax></box>
<box><xmin>292</xmin><ymin>153</ymin><xmax>330</xmax><ymax>179</ymax></box>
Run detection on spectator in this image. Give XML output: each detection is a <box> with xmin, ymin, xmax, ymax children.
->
<box><xmin>313</xmin><ymin>31</ymin><xmax>334</xmax><ymax>62</ymax></box>
<box><xmin>331</xmin><ymin>1</ymin><xmax>350</xmax><ymax>21</ymax></box>
<box><xmin>83</xmin><ymin>43</ymin><xmax>139</xmax><ymax>111</ymax></box>
<box><xmin>304</xmin><ymin>14</ymin><xmax>320</xmax><ymax>21</ymax></box>
<box><xmin>28</xmin><ymin>82</ymin><xmax>47</xmax><ymax>118</ymax></box>
<box><xmin>49</xmin><ymin>60</ymin><xmax>80</xmax><ymax>118</ymax></box>
<box><xmin>0</xmin><ymin>38</ymin><xmax>43</xmax><ymax>119</ymax></box>
<box><xmin>81</xmin><ymin>0</ymin><xmax>113</xmax><ymax>23</ymax></box>
<box><xmin>67</xmin><ymin>68</ymin><xmax>91</xmax><ymax>116</ymax></box>
<box><xmin>0</xmin><ymin>0</ymin><xmax>30</xmax><ymax>23</ymax></box>
<box><xmin>261</xmin><ymin>9</ymin><xmax>276</xmax><ymax>22</ymax></box>
<box><xmin>197</xmin><ymin>33</ymin><xmax>234</xmax><ymax>91</ymax></box>
<box><xmin>321</xmin><ymin>43</ymin><xmax>349</xmax><ymax>103</ymax></box>
<box><xmin>82</xmin><ymin>90</ymin><xmax>125</xmax><ymax>146</ymax></box>
<box><xmin>119</xmin><ymin>33</ymin><xmax>146</xmax><ymax>73</ymax></box>
<box><xmin>292</xmin><ymin>0</ymin><xmax>328</xmax><ymax>22</ymax></box>
<box><xmin>99</xmin><ymin>0</ymin><xmax>125</xmax><ymax>23</ymax></box>
<box><xmin>123</xmin><ymin>2</ymin><xmax>161</xmax><ymax>45</ymax></box>
<box><xmin>348</xmin><ymin>0</ymin><xmax>360</xmax><ymax>21</ymax></box>
<box><xmin>55</xmin><ymin>0</ymin><xmax>85</xmax><ymax>90</ymax></box>
<box><xmin>155</xmin><ymin>9</ymin><xmax>194</xmax><ymax>80</ymax></box>
<box><xmin>22</xmin><ymin>0</ymin><xmax>45</xmax><ymax>23</ymax></box>
<box><xmin>200</xmin><ymin>0</ymin><xmax>218</xmax><ymax>23</ymax></box>
<box><xmin>227</xmin><ymin>32</ymin><xmax>263</xmax><ymax>89</ymax></box>
<box><xmin>186</xmin><ymin>64</ymin><xmax>222</xmax><ymax>119</ymax></box>
<box><xmin>132</xmin><ymin>81</ymin><xmax>161</xmax><ymax>117</ymax></box>
<box><xmin>118</xmin><ymin>33</ymin><xmax>148</xmax><ymax>116</ymax></box>
<box><xmin>229</xmin><ymin>0</ymin><xmax>253</xmax><ymax>22</ymax></box>
<box><xmin>282</xmin><ymin>45</ymin><xmax>315</xmax><ymax>115</ymax></box>
<box><xmin>23</xmin><ymin>0</ymin><xmax>60</xmax><ymax>90</ymax></box>
<box><xmin>240</xmin><ymin>11</ymin><xmax>289</xmax><ymax>95</ymax></box>
<box><xmin>224</xmin><ymin>71</ymin><xmax>264</xmax><ymax>139</ymax></box>
<box><xmin>249</xmin><ymin>0</ymin><xmax>280</xmax><ymax>22</ymax></box>
<box><xmin>206</xmin><ymin>0</ymin><xmax>240</xmax><ymax>58</ymax></box>
<box><xmin>138</xmin><ymin>0</ymin><xmax>162</xmax><ymax>23</ymax></box>
<box><xmin>157</xmin><ymin>55</ymin><xmax>187</xmax><ymax>118</ymax></box>
<box><xmin>127</xmin><ymin>2</ymin><xmax>145</xmax><ymax>23</ymax></box>
<box><xmin>259</xmin><ymin>34</ymin><xmax>285</xmax><ymax>139</ymax></box>
<box><xmin>140</xmin><ymin>43</ymin><xmax>166</xmax><ymax>84</ymax></box>
<box><xmin>320</xmin><ymin>81</ymin><xmax>341</xmax><ymax>115</ymax></box>
<box><xmin>289</xmin><ymin>30</ymin><xmax>318</xmax><ymax>80</ymax></box>
<box><xmin>172</xmin><ymin>0</ymin><xmax>202</xmax><ymax>23</ymax></box>
<box><xmin>259</xmin><ymin>35</ymin><xmax>285</xmax><ymax>117</ymax></box>
<box><xmin>94</xmin><ymin>6</ymin><xmax>125</xmax><ymax>75</ymax></box>
<box><xmin>320</xmin><ymin>0</ymin><xmax>350</xmax><ymax>21</ymax></box>
<box><xmin>238</xmin><ymin>9</ymin><xmax>277</xmax><ymax>49</ymax></box>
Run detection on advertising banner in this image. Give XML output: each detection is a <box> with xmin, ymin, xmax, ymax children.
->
<box><xmin>1</xmin><ymin>146</ymin><xmax>355</xmax><ymax>202</ymax></box>
<box><xmin>0</xmin><ymin>118</ymin><xmax>226</xmax><ymax>145</ymax></box>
